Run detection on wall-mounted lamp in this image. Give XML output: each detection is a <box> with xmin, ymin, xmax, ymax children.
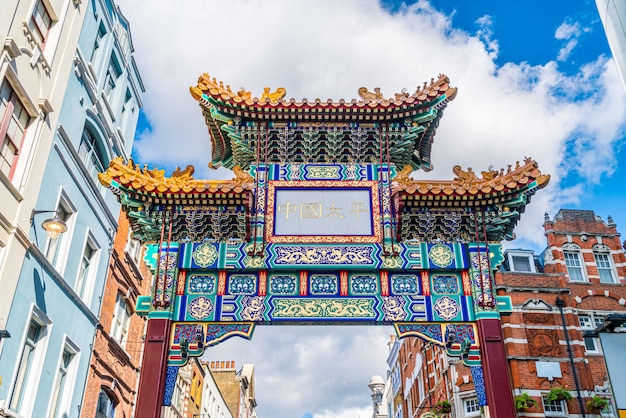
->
<box><xmin>0</xmin><ymin>330</ymin><xmax>11</xmax><ymax>339</ymax></box>
<box><xmin>31</xmin><ymin>210</ymin><xmax>68</xmax><ymax>239</ymax></box>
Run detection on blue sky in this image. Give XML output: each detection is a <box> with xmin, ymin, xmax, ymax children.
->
<box><xmin>119</xmin><ymin>0</ymin><xmax>626</xmax><ymax>417</ymax></box>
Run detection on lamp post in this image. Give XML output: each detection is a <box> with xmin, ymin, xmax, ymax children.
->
<box><xmin>31</xmin><ymin>209</ymin><xmax>68</xmax><ymax>238</ymax></box>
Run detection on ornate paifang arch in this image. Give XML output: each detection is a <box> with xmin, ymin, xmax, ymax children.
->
<box><xmin>100</xmin><ymin>73</ymin><xmax>549</xmax><ymax>418</ymax></box>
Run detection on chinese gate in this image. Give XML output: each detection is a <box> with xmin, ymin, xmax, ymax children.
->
<box><xmin>99</xmin><ymin>73</ymin><xmax>549</xmax><ymax>418</ymax></box>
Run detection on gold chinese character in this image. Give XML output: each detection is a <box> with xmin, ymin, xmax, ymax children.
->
<box><xmin>278</xmin><ymin>202</ymin><xmax>298</xmax><ymax>219</ymax></box>
<box><xmin>301</xmin><ymin>203</ymin><xmax>322</xmax><ymax>218</ymax></box>
<box><xmin>350</xmin><ymin>202</ymin><xmax>367</xmax><ymax>219</ymax></box>
<box><xmin>325</xmin><ymin>202</ymin><xmax>345</xmax><ymax>218</ymax></box>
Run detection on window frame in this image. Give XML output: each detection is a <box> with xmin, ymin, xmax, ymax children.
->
<box><xmin>44</xmin><ymin>191</ymin><xmax>76</xmax><ymax>274</ymax></box>
<box><xmin>0</xmin><ymin>79</ymin><xmax>31</xmax><ymax>180</ymax></box>
<box><xmin>110</xmin><ymin>292</ymin><xmax>132</xmax><ymax>348</ymax></box>
<box><xmin>75</xmin><ymin>232</ymin><xmax>100</xmax><ymax>302</ymax></box>
<box><xmin>542</xmin><ymin>396</ymin><xmax>567</xmax><ymax>417</ymax></box>
<box><xmin>593</xmin><ymin>251</ymin><xmax>616</xmax><ymax>283</ymax></box>
<box><xmin>29</xmin><ymin>0</ymin><xmax>54</xmax><ymax>48</ymax></box>
<box><xmin>462</xmin><ymin>396</ymin><xmax>481</xmax><ymax>417</ymax></box>
<box><xmin>47</xmin><ymin>338</ymin><xmax>79</xmax><ymax>418</ymax></box>
<box><xmin>563</xmin><ymin>250</ymin><xmax>585</xmax><ymax>282</ymax></box>
<box><xmin>579</xmin><ymin>313</ymin><xmax>605</xmax><ymax>354</ymax></box>
<box><xmin>9</xmin><ymin>306</ymin><xmax>52</xmax><ymax>417</ymax></box>
<box><xmin>96</xmin><ymin>388</ymin><xmax>117</xmax><ymax>418</ymax></box>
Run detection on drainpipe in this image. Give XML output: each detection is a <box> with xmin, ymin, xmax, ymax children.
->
<box><xmin>555</xmin><ymin>297</ymin><xmax>586</xmax><ymax>418</ymax></box>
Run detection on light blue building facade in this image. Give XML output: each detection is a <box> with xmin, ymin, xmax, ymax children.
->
<box><xmin>0</xmin><ymin>0</ymin><xmax>143</xmax><ymax>416</ymax></box>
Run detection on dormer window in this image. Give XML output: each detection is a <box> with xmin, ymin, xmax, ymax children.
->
<box><xmin>504</xmin><ymin>249</ymin><xmax>536</xmax><ymax>273</ymax></box>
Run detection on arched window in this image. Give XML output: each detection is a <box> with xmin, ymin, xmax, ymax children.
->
<box><xmin>96</xmin><ymin>388</ymin><xmax>116</xmax><ymax>418</ymax></box>
<box><xmin>78</xmin><ymin>126</ymin><xmax>107</xmax><ymax>186</ymax></box>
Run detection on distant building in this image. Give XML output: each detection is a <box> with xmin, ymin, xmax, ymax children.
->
<box><xmin>209</xmin><ymin>361</ymin><xmax>258</xmax><ymax>418</ymax></box>
<box><xmin>200</xmin><ymin>361</ymin><xmax>233</xmax><ymax>418</ymax></box>
<box><xmin>596</xmin><ymin>0</ymin><xmax>626</xmax><ymax>92</ymax></box>
<box><xmin>0</xmin><ymin>0</ymin><xmax>143</xmax><ymax>416</ymax></box>
<box><xmin>387</xmin><ymin>209</ymin><xmax>626</xmax><ymax>417</ymax></box>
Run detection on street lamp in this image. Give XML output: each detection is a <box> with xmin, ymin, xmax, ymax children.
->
<box><xmin>31</xmin><ymin>209</ymin><xmax>68</xmax><ymax>238</ymax></box>
<box><xmin>0</xmin><ymin>330</ymin><xmax>10</xmax><ymax>340</ymax></box>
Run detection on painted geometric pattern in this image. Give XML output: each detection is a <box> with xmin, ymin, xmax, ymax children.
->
<box><xmin>163</xmin><ymin>366</ymin><xmax>179</xmax><ymax>406</ymax></box>
<box><xmin>350</xmin><ymin>275</ymin><xmax>378</xmax><ymax>294</ymax></box>
<box><xmin>471</xmin><ymin>365</ymin><xmax>488</xmax><ymax>406</ymax></box>
<box><xmin>176</xmin><ymin>241</ymin><xmax>474</xmax><ymax>270</ymax></box>
<box><xmin>390</xmin><ymin>274</ymin><xmax>420</xmax><ymax>295</ymax></box>
<box><xmin>181</xmin><ymin>294</ymin><xmax>441</xmax><ymax>323</ymax></box>
<box><xmin>271</xmin><ymin>163</ymin><xmax>375</xmax><ymax>181</ymax></box>
<box><xmin>310</xmin><ymin>274</ymin><xmax>338</xmax><ymax>295</ymax></box>
<box><xmin>188</xmin><ymin>274</ymin><xmax>216</xmax><ymax>294</ymax></box>
<box><xmin>228</xmin><ymin>275</ymin><xmax>257</xmax><ymax>294</ymax></box>
<box><xmin>271</xmin><ymin>245</ymin><xmax>376</xmax><ymax>265</ymax></box>
<box><xmin>432</xmin><ymin>274</ymin><xmax>459</xmax><ymax>294</ymax></box>
<box><xmin>270</xmin><ymin>275</ymin><xmax>298</xmax><ymax>295</ymax></box>
<box><xmin>468</xmin><ymin>244</ymin><xmax>497</xmax><ymax>311</ymax></box>
<box><xmin>432</xmin><ymin>296</ymin><xmax>461</xmax><ymax>321</ymax></box>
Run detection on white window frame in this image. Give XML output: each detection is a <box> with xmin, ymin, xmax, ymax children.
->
<box><xmin>125</xmin><ymin>228</ymin><xmax>142</xmax><ymax>264</ymax></box>
<box><xmin>563</xmin><ymin>248</ymin><xmax>585</xmax><ymax>282</ymax></box>
<box><xmin>462</xmin><ymin>396</ymin><xmax>481</xmax><ymax>417</ymax></box>
<box><xmin>75</xmin><ymin>231</ymin><xmax>100</xmax><ymax>303</ymax></box>
<box><xmin>9</xmin><ymin>305</ymin><xmax>52</xmax><ymax>418</ymax></box>
<box><xmin>47</xmin><ymin>337</ymin><xmax>80</xmax><ymax>418</ymax></box>
<box><xmin>580</xmin><ymin>313</ymin><xmax>605</xmax><ymax>354</ymax></box>
<box><xmin>44</xmin><ymin>190</ymin><xmax>77</xmax><ymax>274</ymax></box>
<box><xmin>110</xmin><ymin>293</ymin><xmax>131</xmax><ymax>348</ymax></box>
<box><xmin>505</xmin><ymin>249</ymin><xmax>536</xmax><ymax>273</ymax></box>
<box><xmin>542</xmin><ymin>396</ymin><xmax>567</xmax><ymax>417</ymax></box>
<box><xmin>593</xmin><ymin>250</ymin><xmax>616</xmax><ymax>284</ymax></box>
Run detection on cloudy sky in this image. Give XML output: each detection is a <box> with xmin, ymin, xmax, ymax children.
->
<box><xmin>116</xmin><ymin>0</ymin><xmax>626</xmax><ymax>417</ymax></box>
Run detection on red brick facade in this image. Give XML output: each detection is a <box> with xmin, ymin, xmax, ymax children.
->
<box><xmin>390</xmin><ymin>209</ymin><xmax>625</xmax><ymax>417</ymax></box>
<box><xmin>80</xmin><ymin>212</ymin><xmax>152</xmax><ymax>418</ymax></box>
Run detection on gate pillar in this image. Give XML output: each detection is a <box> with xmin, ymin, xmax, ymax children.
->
<box><xmin>135</xmin><ymin>318</ymin><xmax>171</xmax><ymax>418</ymax></box>
<box><xmin>477</xmin><ymin>318</ymin><xmax>515</xmax><ymax>417</ymax></box>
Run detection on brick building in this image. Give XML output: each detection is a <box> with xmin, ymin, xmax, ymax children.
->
<box><xmin>387</xmin><ymin>209</ymin><xmax>626</xmax><ymax>417</ymax></box>
<box><xmin>499</xmin><ymin>209</ymin><xmax>626</xmax><ymax>417</ymax></box>
<box><xmin>81</xmin><ymin>212</ymin><xmax>151</xmax><ymax>418</ymax></box>
<box><xmin>209</xmin><ymin>361</ymin><xmax>257</xmax><ymax>418</ymax></box>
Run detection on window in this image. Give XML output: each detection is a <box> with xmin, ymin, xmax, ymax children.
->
<box><xmin>96</xmin><ymin>389</ymin><xmax>116</xmax><ymax>418</ymax></box>
<box><xmin>78</xmin><ymin>126</ymin><xmax>106</xmax><ymax>187</ymax></box>
<box><xmin>29</xmin><ymin>0</ymin><xmax>53</xmax><ymax>46</ymax></box>
<box><xmin>110</xmin><ymin>293</ymin><xmax>131</xmax><ymax>347</ymax></box>
<box><xmin>511</xmin><ymin>256</ymin><xmax>532</xmax><ymax>272</ymax></box>
<box><xmin>104</xmin><ymin>57</ymin><xmax>122</xmax><ymax>101</ymax></box>
<box><xmin>594</xmin><ymin>252</ymin><xmax>616</xmax><ymax>283</ymax></box>
<box><xmin>48</xmin><ymin>348</ymin><xmax>75</xmax><ymax>418</ymax></box>
<box><xmin>542</xmin><ymin>397</ymin><xmax>567</xmax><ymax>416</ymax></box>
<box><xmin>0</xmin><ymin>80</ymin><xmax>31</xmax><ymax>179</ymax></box>
<box><xmin>45</xmin><ymin>204</ymin><xmax>72</xmax><ymax>263</ymax></box>
<box><xmin>90</xmin><ymin>23</ymin><xmax>106</xmax><ymax>65</ymax></box>
<box><xmin>75</xmin><ymin>238</ymin><xmax>98</xmax><ymax>298</ymax></box>
<box><xmin>463</xmin><ymin>397</ymin><xmax>481</xmax><ymax>417</ymax></box>
<box><xmin>564</xmin><ymin>251</ymin><xmax>584</xmax><ymax>281</ymax></box>
<box><xmin>10</xmin><ymin>321</ymin><xmax>42</xmax><ymax>411</ymax></box>
<box><xmin>125</xmin><ymin>229</ymin><xmax>142</xmax><ymax>264</ymax></box>
<box><xmin>580</xmin><ymin>314</ymin><xmax>604</xmax><ymax>353</ymax></box>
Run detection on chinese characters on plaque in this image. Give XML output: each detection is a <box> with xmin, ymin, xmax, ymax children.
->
<box><xmin>274</xmin><ymin>188</ymin><xmax>374</xmax><ymax>236</ymax></box>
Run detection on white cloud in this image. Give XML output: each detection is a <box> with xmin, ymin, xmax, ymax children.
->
<box><xmin>555</xmin><ymin>21</ymin><xmax>582</xmax><ymax>40</ymax></box>
<box><xmin>116</xmin><ymin>0</ymin><xmax>626</xmax><ymax>416</ymax></box>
